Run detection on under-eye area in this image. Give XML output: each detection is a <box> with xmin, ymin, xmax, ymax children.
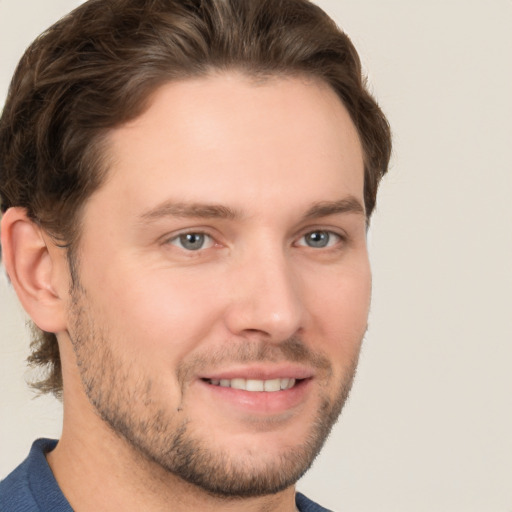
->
<box><xmin>202</xmin><ymin>377</ymin><xmax>309</xmax><ymax>392</ymax></box>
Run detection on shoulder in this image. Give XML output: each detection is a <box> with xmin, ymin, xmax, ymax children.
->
<box><xmin>0</xmin><ymin>450</ymin><xmax>39</xmax><ymax>512</ymax></box>
<box><xmin>0</xmin><ymin>439</ymin><xmax>71</xmax><ymax>512</ymax></box>
<box><xmin>296</xmin><ymin>491</ymin><xmax>335</xmax><ymax>512</ymax></box>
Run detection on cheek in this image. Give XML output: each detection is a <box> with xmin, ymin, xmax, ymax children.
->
<box><xmin>314</xmin><ymin>269</ymin><xmax>370</xmax><ymax>388</ymax></box>
<box><xmin>90</xmin><ymin>268</ymin><xmax>223</xmax><ymax>361</ymax></box>
<box><xmin>306</xmin><ymin>262</ymin><xmax>371</xmax><ymax>348</ymax></box>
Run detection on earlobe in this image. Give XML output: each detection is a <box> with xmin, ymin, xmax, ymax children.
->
<box><xmin>1</xmin><ymin>207</ymin><xmax>68</xmax><ymax>334</ymax></box>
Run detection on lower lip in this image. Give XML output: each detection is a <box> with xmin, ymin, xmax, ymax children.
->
<box><xmin>197</xmin><ymin>378</ymin><xmax>312</xmax><ymax>415</ymax></box>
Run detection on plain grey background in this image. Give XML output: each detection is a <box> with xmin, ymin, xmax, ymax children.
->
<box><xmin>1</xmin><ymin>1</ymin><xmax>511</xmax><ymax>510</ymax></box>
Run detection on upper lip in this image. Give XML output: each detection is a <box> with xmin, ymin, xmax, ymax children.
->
<box><xmin>199</xmin><ymin>364</ymin><xmax>315</xmax><ymax>381</ymax></box>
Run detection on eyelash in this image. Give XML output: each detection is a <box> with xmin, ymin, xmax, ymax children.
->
<box><xmin>295</xmin><ymin>230</ymin><xmax>344</xmax><ymax>249</ymax></box>
<box><xmin>165</xmin><ymin>229</ymin><xmax>346</xmax><ymax>252</ymax></box>
<box><xmin>167</xmin><ymin>232</ymin><xmax>216</xmax><ymax>251</ymax></box>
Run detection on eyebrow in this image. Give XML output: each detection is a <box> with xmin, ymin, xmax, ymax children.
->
<box><xmin>139</xmin><ymin>201</ymin><xmax>240</xmax><ymax>222</ymax></box>
<box><xmin>138</xmin><ymin>195</ymin><xmax>365</xmax><ymax>224</ymax></box>
<box><xmin>302</xmin><ymin>196</ymin><xmax>365</xmax><ymax>220</ymax></box>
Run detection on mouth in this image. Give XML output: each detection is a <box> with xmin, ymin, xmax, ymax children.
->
<box><xmin>196</xmin><ymin>366</ymin><xmax>315</xmax><ymax>415</ymax></box>
<box><xmin>198</xmin><ymin>375</ymin><xmax>312</xmax><ymax>416</ymax></box>
<box><xmin>202</xmin><ymin>377</ymin><xmax>301</xmax><ymax>392</ymax></box>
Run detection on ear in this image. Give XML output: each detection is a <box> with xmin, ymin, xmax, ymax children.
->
<box><xmin>1</xmin><ymin>207</ymin><xmax>69</xmax><ymax>333</ymax></box>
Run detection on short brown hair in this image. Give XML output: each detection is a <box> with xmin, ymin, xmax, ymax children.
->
<box><xmin>0</xmin><ymin>0</ymin><xmax>392</xmax><ymax>397</ymax></box>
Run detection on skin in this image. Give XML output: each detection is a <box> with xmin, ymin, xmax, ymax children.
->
<box><xmin>4</xmin><ymin>73</ymin><xmax>370</xmax><ymax>511</ymax></box>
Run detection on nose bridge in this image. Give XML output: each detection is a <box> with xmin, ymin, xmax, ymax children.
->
<box><xmin>225</xmin><ymin>240</ymin><xmax>304</xmax><ymax>340</ymax></box>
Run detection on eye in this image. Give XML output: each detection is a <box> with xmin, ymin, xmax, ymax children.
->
<box><xmin>168</xmin><ymin>232</ymin><xmax>214</xmax><ymax>251</ymax></box>
<box><xmin>297</xmin><ymin>230</ymin><xmax>341</xmax><ymax>249</ymax></box>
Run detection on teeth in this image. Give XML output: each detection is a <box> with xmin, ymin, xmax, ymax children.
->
<box><xmin>280</xmin><ymin>378</ymin><xmax>290</xmax><ymax>390</ymax></box>
<box><xmin>264</xmin><ymin>378</ymin><xmax>280</xmax><ymax>392</ymax></box>
<box><xmin>210</xmin><ymin>378</ymin><xmax>296</xmax><ymax>392</ymax></box>
<box><xmin>246</xmin><ymin>379</ymin><xmax>264</xmax><ymax>392</ymax></box>
<box><xmin>230</xmin><ymin>378</ymin><xmax>246</xmax><ymax>390</ymax></box>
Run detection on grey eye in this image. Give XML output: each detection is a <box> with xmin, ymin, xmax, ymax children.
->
<box><xmin>305</xmin><ymin>231</ymin><xmax>329</xmax><ymax>248</ymax></box>
<box><xmin>171</xmin><ymin>233</ymin><xmax>213</xmax><ymax>251</ymax></box>
<box><xmin>299</xmin><ymin>230</ymin><xmax>340</xmax><ymax>248</ymax></box>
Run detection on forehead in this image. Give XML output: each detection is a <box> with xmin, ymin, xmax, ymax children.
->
<box><xmin>91</xmin><ymin>73</ymin><xmax>364</xmax><ymax>221</ymax></box>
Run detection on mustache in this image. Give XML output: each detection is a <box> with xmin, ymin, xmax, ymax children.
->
<box><xmin>176</xmin><ymin>336</ymin><xmax>332</xmax><ymax>382</ymax></box>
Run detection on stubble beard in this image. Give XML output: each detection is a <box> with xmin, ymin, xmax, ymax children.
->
<box><xmin>68</xmin><ymin>284</ymin><xmax>361</xmax><ymax>498</ymax></box>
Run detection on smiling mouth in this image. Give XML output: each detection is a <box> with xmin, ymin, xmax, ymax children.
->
<box><xmin>203</xmin><ymin>377</ymin><xmax>301</xmax><ymax>392</ymax></box>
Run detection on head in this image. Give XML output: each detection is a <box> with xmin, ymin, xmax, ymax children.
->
<box><xmin>0</xmin><ymin>0</ymin><xmax>391</xmax><ymax>499</ymax></box>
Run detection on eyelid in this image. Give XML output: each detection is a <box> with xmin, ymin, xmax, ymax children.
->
<box><xmin>162</xmin><ymin>228</ymin><xmax>218</xmax><ymax>250</ymax></box>
<box><xmin>294</xmin><ymin>228</ymin><xmax>347</xmax><ymax>248</ymax></box>
<box><xmin>174</xmin><ymin>233</ymin><xmax>213</xmax><ymax>249</ymax></box>
<box><xmin>159</xmin><ymin>225</ymin><xmax>347</xmax><ymax>251</ymax></box>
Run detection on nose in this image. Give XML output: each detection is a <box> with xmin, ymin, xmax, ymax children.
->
<box><xmin>223</xmin><ymin>247</ymin><xmax>305</xmax><ymax>342</ymax></box>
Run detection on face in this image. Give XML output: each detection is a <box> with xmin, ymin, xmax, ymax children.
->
<box><xmin>65</xmin><ymin>73</ymin><xmax>370</xmax><ymax>497</ymax></box>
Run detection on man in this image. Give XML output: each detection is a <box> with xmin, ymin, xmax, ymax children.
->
<box><xmin>0</xmin><ymin>0</ymin><xmax>391</xmax><ymax>510</ymax></box>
